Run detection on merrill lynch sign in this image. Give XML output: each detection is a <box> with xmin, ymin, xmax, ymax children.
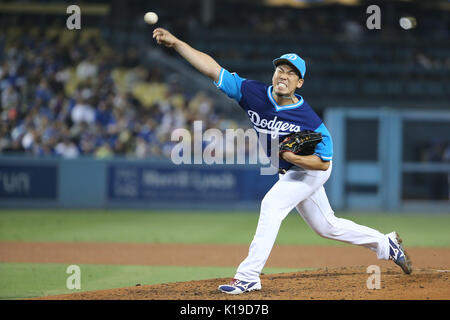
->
<box><xmin>108</xmin><ymin>165</ymin><xmax>240</xmax><ymax>202</ymax></box>
<box><xmin>141</xmin><ymin>170</ymin><xmax>235</xmax><ymax>190</ymax></box>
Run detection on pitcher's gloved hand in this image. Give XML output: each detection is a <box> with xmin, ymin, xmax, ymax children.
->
<box><xmin>279</xmin><ymin>130</ymin><xmax>323</xmax><ymax>156</ymax></box>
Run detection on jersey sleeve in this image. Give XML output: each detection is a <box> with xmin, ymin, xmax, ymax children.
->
<box><xmin>313</xmin><ymin>123</ymin><xmax>333</xmax><ymax>161</ymax></box>
<box><xmin>213</xmin><ymin>68</ymin><xmax>245</xmax><ymax>102</ymax></box>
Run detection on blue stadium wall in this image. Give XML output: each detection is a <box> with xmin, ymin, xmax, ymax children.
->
<box><xmin>0</xmin><ymin>156</ymin><xmax>278</xmax><ymax>210</ymax></box>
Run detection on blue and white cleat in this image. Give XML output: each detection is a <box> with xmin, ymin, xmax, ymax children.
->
<box><xmin>387</xmin><ymin>231</ymin><xmax>413</xmax><ymax>274</ymax></box>
<box><xmin>218</xmin><ymin>278</ymin><xmax>262</xmax><ymax>295</ymax></box>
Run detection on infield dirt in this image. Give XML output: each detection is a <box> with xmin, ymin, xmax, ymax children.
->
<box><xmin>1</xmin><ymin>242</ymin><xmax>449</xmax><ymax>299</ymax></box>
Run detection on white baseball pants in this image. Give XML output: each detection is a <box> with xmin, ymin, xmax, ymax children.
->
<box><xmin>235</xmin><ymin>162</ymin><xmax>390</xmax><ymax>282</ymax></box>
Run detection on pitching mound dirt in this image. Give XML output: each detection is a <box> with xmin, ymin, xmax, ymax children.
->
<box><xmin>35</xmin><ymin>266</ymin><xmax>449</xmax><ymax>300</ymax></box>
<box><xmin>1</xmin><ymin>242</ymin><xmax>448</xmax><ymax>300</ymax></box>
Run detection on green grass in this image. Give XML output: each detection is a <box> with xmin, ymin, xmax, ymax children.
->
<box><xmin>0</xmin><ymin>209</ymin><xmax>449</xmax><ymax>247</ymax></box>
<box><xmin>0</xmin><ymin>209</ymin><xmax>449</xmax><ymax>299</ymax></box>
<box><xmin>0</xmin><ymin>263</ymin><xmax>303</xmax><ymax>300</ymax></box>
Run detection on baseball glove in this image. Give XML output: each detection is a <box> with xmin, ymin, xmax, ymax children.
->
<box><xmin>279</xmin><ymin>130</ymin><xmax>323</xmax><ymax>156</ymax></box>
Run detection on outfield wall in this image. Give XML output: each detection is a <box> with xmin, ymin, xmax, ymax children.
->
<box><xmin>0</xmin><ymin>156</ymin><xmax>278</xmax><ymax>210</ymax></box>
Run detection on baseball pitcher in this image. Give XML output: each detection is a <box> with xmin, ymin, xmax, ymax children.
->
<box><xmin>153</xmin><ymin>28</ymin><xmax>412</xmax><ymax>295</ymax></box>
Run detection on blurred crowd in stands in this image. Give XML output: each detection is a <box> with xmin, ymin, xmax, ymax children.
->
<box><xmin>0</xmin><ymin>0</ymin><xmax>449</xmax><ymax>160</ymax></box>
<box><xmin>0</xmin><ymin>23</ymin><xmax>243</xmax><ymax>159</ymax></box>
<box><xmin>168</xmin><ymin>1</ymin><xmax>450</xmax><ymax>72</ymax></box>
<box><xmin>156</xmin><ymin>0</ymin><xmax>449</xmax><ymax>40</ymax></box>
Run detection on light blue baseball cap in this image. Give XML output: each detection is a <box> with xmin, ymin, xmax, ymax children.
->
<box><xmin>273</xmin><ymin>53</ymin><xmax>306</xmax><ymax>79</ymax></box>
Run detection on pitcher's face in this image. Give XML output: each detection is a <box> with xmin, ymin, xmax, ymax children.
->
<box><xmin>272</xmin><ymin>63</ymin><xmax>304</xmax><ymax>96</ymax></box>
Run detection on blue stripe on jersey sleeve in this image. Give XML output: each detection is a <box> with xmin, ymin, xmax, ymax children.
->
<box><xmin>313</xmin><ymin>123</ymin><xmax>333</xmax><ymax>161</ymax></box>
<box><xmin>213</xmin><ymin>68</ymin><xmax>245</xmax><ymax>102</ymax></box>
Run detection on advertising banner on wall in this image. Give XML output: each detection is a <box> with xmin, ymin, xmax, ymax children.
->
<box><xmin>0</xmin><ymin>164</ymin><xmax>58</xmax><ymax>199</ymax></box>
<box><xmin>107</xmin><ymin>164</ymin><xmax>276</xmax><ymax>206</ymax></box>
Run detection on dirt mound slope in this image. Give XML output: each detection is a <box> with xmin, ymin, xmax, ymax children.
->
<box><xmin>2</xmin><ymin>241</ymin><xmax>448</xmax><ymax>300</ymax></box>
<box><xmin>36</xmin><ymin>266</ymin><xmax>450</xmax><ymax>300</ymax></box>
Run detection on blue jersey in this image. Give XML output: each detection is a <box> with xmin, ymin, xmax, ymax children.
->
<box><xmin>214</xmin><ymin>68</ymin><xmax>333</xmax><ymax>170</ymax></box>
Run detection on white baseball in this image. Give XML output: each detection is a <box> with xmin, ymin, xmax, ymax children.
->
<box><xmin>144</xmin><ymin>12</ymin><xmax>158</xmax><ymax>25</ymax></box>
<box><xmin>399</xmin><ymin>16</ymin><xmax>416</xmax><ymax>30</ymax></box>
